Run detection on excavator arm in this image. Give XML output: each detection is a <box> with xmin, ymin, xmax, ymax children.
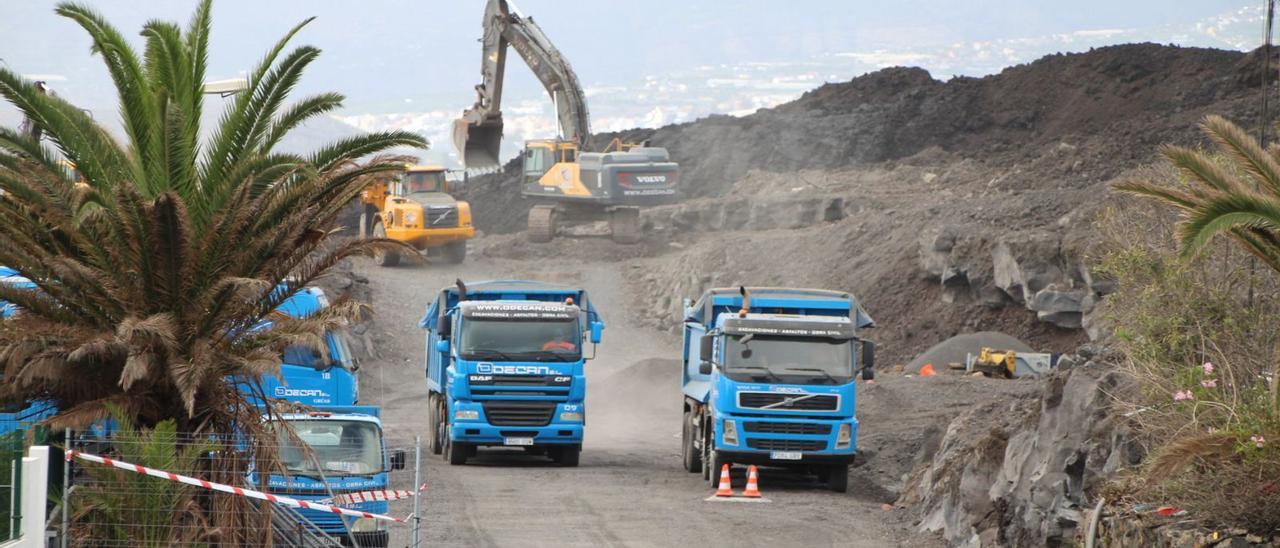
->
<box><xmin>453</xmin><ymin>0</ymin><xmax>591</xmax><ymax>168</ymax></box>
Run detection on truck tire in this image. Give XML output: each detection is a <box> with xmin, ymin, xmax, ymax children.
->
<box><xmin>372</xmin><ymin>221</ymin><xmax>400</xmax><ymax>267</ymax></box>
<box><xmin>826</xmin><ymin>464</ymin><xmax>849</xmax><ymax>493</ymax></box>
<box><xmin>609</xmin><ymin>207</ymin><xmax>640</xmax><ymax>244</ymax></box>
<box><xmin>427</xmin><ymin>396</ymin><xmax>443</xmax><ymax>455</ymax></box>
<box><xmin>704</xmin><ymin>424</ymin><xmax>725</xmax><ymax>487</ymax></box>
<box><xmin>445</xmin><ymin>430</ymin><xmax>468</xmax><ymax>465</ymax></box>
<box><xmin>554</xmin><ymin>445</ymin><xmax>581</xmax><ymax>467</ymax></box>
<box><xmin>441</xmin><ymin>241</ymin><xmax>467</xmax><ymax>264</ymax></box>
<box><xmin>681</xmin><ymin>409</ymin><xmax>702</xmax><ymax>473</ymax></box>
<box><xmin>527</xmin><ymin>205</ymin><xmax>557</xmax><ymax>243</ymax></box>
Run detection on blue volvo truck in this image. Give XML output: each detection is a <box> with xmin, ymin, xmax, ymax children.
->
<box><xmin>680</xmin><ymin>287</ymin><xmax>875</xmax><ymax>492</ymax></box>
<box><xmin>420</xmin><ymin>280</ymin><xmax>604</xmax><ymax>466</ymax></box>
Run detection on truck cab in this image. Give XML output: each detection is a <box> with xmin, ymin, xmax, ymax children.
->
<box><xmin>681</xmin><ymin>287</ymin><xmax>875</xmax><ymax>492</ymax></box>
<box><xmin>420</xmin><ymin>280</ymin><xmax>604</xmax><ymax>466</ymax></box>
<box><xmin>238</xmin><ymin>287</ymin><xmax>360</xmax><ymax>407</ymax></box>
<box><xmin>260</xmin><ymin>406</ymin><xmax>405</xmax><ymax>548</ymax></box>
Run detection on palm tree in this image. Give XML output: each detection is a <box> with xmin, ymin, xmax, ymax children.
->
<box><xmin>0</xmin><ymin>2</ymin><xmax>423</xmax><ymax>433</ymax></box>
<box><xmin>1115</xmin><ymin>114</ymin><xmax>1280</xmax><ymax>413</ymax></box>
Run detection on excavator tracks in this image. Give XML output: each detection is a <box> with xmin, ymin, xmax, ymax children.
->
<box><xmin>527</xmin><ymin>205</ymin><xmax>558</xmax><ymax>243</ymax></box>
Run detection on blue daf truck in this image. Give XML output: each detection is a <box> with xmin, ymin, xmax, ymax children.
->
<box><xmin>420</xmin><ymin>280</ymin><xmax>604</xmax><ymax>466</ymax></box>
<box><xmin>680</xmin><ymin>287</ymin><xmax>875</xmax><ymax>492</ymax></box>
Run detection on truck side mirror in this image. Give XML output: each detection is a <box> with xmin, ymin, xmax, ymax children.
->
<box><xmin>436</xmin><ymin>339</ymin><xmax>450</xmax><ymax>354</ymax></box>
<box><xmin>438</xmin><ymin>313</ymin><xmax>452</xmax><ymax>338</ymax></box>
<box><xmin>390</xmin><ymin>449</ymin><xmax>406</xmax><ymax>470</ymax></box>
<box><xmin>698</xmin><ymin>334</ymin><xmax>715</xmax><ymax>375</ymax></box>
<box><xmin>589</xmin><ymin>321</ymin><xmax>604</xmax><ymax>344</ymax></box>
<box><xmin>861</xmin><ymin>340</ymin><xmax>876</xmax><ymax>381</ymax></box>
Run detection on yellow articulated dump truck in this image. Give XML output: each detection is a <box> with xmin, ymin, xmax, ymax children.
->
<box><xmin>360</xmin><ymin>164</ymin><xmax>475</xmax><ymax>266</ymax></box>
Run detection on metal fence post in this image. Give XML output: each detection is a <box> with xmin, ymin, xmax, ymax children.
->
<box><xmin>60</xmin><ymin>428</ymin><xmax>69</xmax><ymax>548</ymax></box>
<box><xmin>8</xmin><ymin>458</ymin><xmax>16</xmax><ymax>538</ymax></box>
<box><xmin>412</xmin><ymin>436</ymin><xmax>421</xmax><ymax>548</ymax></box>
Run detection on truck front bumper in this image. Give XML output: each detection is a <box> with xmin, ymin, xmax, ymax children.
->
<box><xmin>450</xmin><ymin>401</ymin><xmax>584</xmax><ymax>446</ymax></box>
<box><xmin>450</xmin><ymin>422</ymin><xmax>584</xmax><ymax>446</ymax></box>
<box><xmin>713</xmin><ymin>414</ymin><xmax>858</xmax><ymax>466</ymax></box>
<box><xmin>387</xmin><ymin>225</ymin><xmax>475</xmax><ymax>249</ymax></box>
<box><xmin>715</xmin><ymin>449</ymin><xmax>857</xmax><ymax>466</ymax></box>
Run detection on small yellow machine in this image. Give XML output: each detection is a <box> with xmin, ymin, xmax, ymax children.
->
<box><xmin>359</xmin><ymin>165</ymin><xmax>475</xmax><ymax>266</ymax></box>
<box><xmin>964</xmin><ymin>347</ymin><xmax>1055</xmax><ymax>378</ymax></box>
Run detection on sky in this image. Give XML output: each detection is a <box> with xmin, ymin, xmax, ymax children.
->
<box><xmin>0</xmin><ymin>1</ymin><xmax>1267</xmax><ymax>163</ymax></box>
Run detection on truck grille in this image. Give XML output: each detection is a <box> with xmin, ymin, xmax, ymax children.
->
<box><xmin>483</xmin><ymin>401</ymin><xmax>556</xmax><ymax>426</ymax></box>
<box><xmin>473</xmin><ymin>375</ymin><xmax>564</xmax><ymax>387</ymax></box>
<box><xmin>743</xmin><ymin>422</ymin><xmax>832</xmax><ymax>435</ymax></box>
<box><xmin>738</xmin><ymin>392</ymin><xmax>839</xmax><ymax>411</ymax></box>
<box><xmin>425</xmin><ymin>206</ymin><xmax>458</xmax><ymax>227</ymax></box>
<box><xmin>746</xmin><ymin>439</ymin><xmax>827</xmax><ymax>452</ymax></box>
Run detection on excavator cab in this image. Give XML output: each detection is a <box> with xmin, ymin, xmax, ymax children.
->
<box><xmin>522</xmin><ymin>139</ymin><xmax>578</xmax><ymax>185</ymax></box>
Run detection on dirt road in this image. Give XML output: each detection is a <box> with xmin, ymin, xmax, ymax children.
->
<box><xmin>351</xmin><ymin>251</ymin><xmax>940</xmax><ymax>548</ymax></box>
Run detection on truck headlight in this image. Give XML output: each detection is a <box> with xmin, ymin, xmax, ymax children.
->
<box><xmin>836</xmin><ymin>423</ymin><xmax>852</xmax><ymax>449</ymax></box>
<box><xmin>351</xmin><ymin>517</ymin><xmax>382</xmax><ymax>532</ymax></box>
<box><xmin>454</xmin><ymin>409</ymin><xmax>479</xmax><ymax>421</ymax></box>
<box><xmin>723</xmin><ymin>419</ymin><xmax>738</xmax><ymax>445</ymax></box>
<box><xmin>559</xmin><ymin>411</ymin><xmax>584</xmax><ymax>422</ymax></box>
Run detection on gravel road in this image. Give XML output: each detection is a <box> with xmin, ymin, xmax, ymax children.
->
<box><xmin>354</xmin><ymin>253</ymin><xmax>945</xmax><ymax>548</ymax></box>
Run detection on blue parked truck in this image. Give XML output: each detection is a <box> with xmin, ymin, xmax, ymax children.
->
<box><xmin>261</xmin><ymin>405</ymin><xmax>405</xmax><ymax>548</ymax></box>
<box><xmin>421</xmin><ymin>280</ymin><xmax>604</xmax><ymax>466</ymax></box>
<box><xmin>681</xmin><ymin>287</ymin><xmax>875</xmax><ymax>492</ymax></box>
<box><xmin>255</xmin><ymin>287</ymin><xmax>360</xmax><ymax>406</ymax></box>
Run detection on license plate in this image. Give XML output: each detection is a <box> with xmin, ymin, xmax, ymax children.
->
<box><xmin>503</xmin><ymin>437</ymin><xmax>535</xmax><ymax>446</ymax></box>
<box><xmin>771</xmin><ymin>451</ymin><xmax>803</xmax><ymax>460</ymax></box>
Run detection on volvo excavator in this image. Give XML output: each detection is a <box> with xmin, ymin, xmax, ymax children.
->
<box><xmin>454</xmin><ymin>0</ymin><xmax>680</xmax><ymax>244</ymax></box>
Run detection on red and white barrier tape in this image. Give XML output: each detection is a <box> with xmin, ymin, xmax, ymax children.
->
<box><xmin>321</xmin><ymin>483</ymin><xmax>426</xmax><ymax>506</ymax></box>
<box><xmin>66</xmin><ymin>449</ymin><xmax>410</xmax><ymax>524</ymax></box>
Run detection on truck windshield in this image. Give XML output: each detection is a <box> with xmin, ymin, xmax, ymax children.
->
<box><xmin>725</xmin><ymin>335</ymin><xmax>852</xmax><ymax>383</ymax></box>
<box><xmin>282</xmin><ymin>330</ymin><xmax>352</xmax><ymax>371</ymax></box>
<box><xmin>276</xmin><ymin>419</ymin><xmax>384</xmax><ymax>476</ymax></box>
<box><xmin>459</xmin><ymin>319</ymin><xmax>581</xmax><ymax>362</ymax></box>
<box><xmin>403</xmin><ymin>171</ymin><xmax>444</xmax><ymax>193</ymax></box>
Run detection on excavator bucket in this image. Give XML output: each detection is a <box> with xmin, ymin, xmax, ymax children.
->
<box><xmin>453</xmin><ymin>117</ymin><xmax>503</xmax><ymax>169</ymax></box>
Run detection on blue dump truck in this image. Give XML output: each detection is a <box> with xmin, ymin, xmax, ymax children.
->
<box><xmin>261</xmin><ymin>406</ymin><xmax>404</xmax><ymax>548</ymax></box>
<box><xmin>420</xmin><ymin>280</ymin><xmax>604</xmax><ymax>466</ymax></box>
<box><xmin>252</xmin><ymin>287</ymin><xmax>360</xmax><ymax>406</ymax></box>
<box><xmin>680</xmin><ymin>287</ymin><xmax>875</xmax><ymax>492</ymax></box>
<box><xmin>0</xmin><ymin>267</ymin><xmax>56</xmax><ymax>435</ymax></box>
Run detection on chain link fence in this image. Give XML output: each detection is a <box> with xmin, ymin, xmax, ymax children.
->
<box><xmin>59</xmin><ymin>425</ymin><xmax>422</xmax><ymax>548</ymax></box>
<box><xmin>0</xmin><ymin>401</ymin><xmax>57</xmax><ymax>543</ymax></box>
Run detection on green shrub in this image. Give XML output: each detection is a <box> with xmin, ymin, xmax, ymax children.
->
<box><xmin>1101</xmin><ymin>192</ymin><xmax>1280</xmax><ymax>531</ymax></box>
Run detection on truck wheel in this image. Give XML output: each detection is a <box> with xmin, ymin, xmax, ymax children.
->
<box><xmin>427</xmin><ymin>397</ymin><xmax>443</xmax><ymax>455</ymax></box>
<box><xmin>554</xmin><ymin>445</ymin><xmax>581</xmax><ymax>467</ymax></box>
<box><xmin>445</xmin><ymin>429</ymin><xmax>467</xmax><ymax>465</ymax></box>
<box><xmin>523</xmin><ymin>446</ymin><xmax>547</xmax><ymax>456</ymax></box>
<box><xmin>372</xmin><ymin>221</ymin><xmax>400</xmax><ymax>267</ymax></box>
<box><xmin>681</xmin><ymin>409</ymin><xmax>702</xmax><ymax>474</ymax></box>
<box><xmin>701</xmin><ymin>423</ymin><xmax>713</xmax><ymax>482</ymax></box>
<box><xmin>707</xmin><ymin>449</ymin><xmax>725</xmax><ymax>488</ymax></box>
<box><xmin>609</xmin><ymin>207</ymin><xmax>640</xmax><ymax>244</ymax></box>
<box><xmin>826</xmin><ymin>464</ymin><xmax>849</xmax><ymax>493</ymax></box>
<box><xmin>527</xmin><ymin>205</ymin><xmax>557</xmax><ymax>243</ymax></box>
<box><xmin>441</xmin><ymin>241</ymin><xmax>467</xmax><ymax>264</ymax></box>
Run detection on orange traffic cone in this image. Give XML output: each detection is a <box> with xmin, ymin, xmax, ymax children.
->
<box><xmin>920</xmin><ymin>363</ymin><xmax>937</xmax><ymax>377</ymax></box>
<box><xmin>742</xmin><ymin>465</ymin><xmax>762</xmax><ymax>498</ymax></box>
<box><xmin>714</xmin><ymin>464</ymin><xmax>734</xmax><ymax>497</ymax></box>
